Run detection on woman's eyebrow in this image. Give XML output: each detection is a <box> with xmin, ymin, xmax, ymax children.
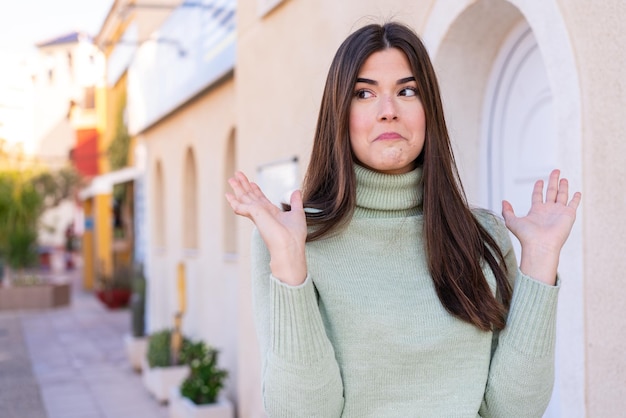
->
<box><xmin>355</xmin><ymin>76</ymin><xmax>416</xmax><ymax>85</ymax></box>
<box><xmin>356</xmin><ymin>77</ymin><xmax>377</xmax><ymax>85</ymax></box>
<box><xmin>397</xmin><ymin>76</ymin><xmax>416</xmax><ymax>84</ymax></box>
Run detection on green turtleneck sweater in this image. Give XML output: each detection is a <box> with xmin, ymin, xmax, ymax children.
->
<box><xmin>251</xmin><ymin>165</ymin><xmax>558</xmax><ymax>417</ymax></box>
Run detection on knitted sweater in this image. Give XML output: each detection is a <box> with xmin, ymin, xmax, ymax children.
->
<box><xmin>251</xmin><ymin>165</ymin><xmax>559</xmax><ymax>418</ymax></box>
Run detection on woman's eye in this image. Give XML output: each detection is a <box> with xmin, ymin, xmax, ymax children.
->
<box><xmin>355</xmin><ymin>89</ymin><xmax>374</xmax><ymax>99</ymax></box>
<box><xmin>399</xmin><ymin>87</ymin><xmax>418</xmax><ymax>97</ymax></box>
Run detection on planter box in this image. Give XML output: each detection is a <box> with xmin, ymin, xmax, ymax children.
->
<box><xmin>0</xmin><ymin>283</ymin><xmax>71</xmax><ymax>311</ymax></box>
<box><xmin>142</xmin><ymin>357</ymin><xmax>190</xmax><ymax>403</ymax></box>
<box><xmin>169</xmin><ymin>387</ymin><xmax>234</xmax><ymax>418</ymax></box>
<box><xmin>123</xmin><ymin>334</ymin><xmax>148</xmax><ymax>372</ymax></box>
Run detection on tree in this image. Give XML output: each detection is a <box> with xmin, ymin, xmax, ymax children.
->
<box><xmin>0</xmin><ymin>166</ymin><xmax>81</xmax><ymax>273</ymax></box>
<box><xmin>0</xmin><ymin>172</ymin><xmax>43</xmax><ymax>271</ymax></box>
<box><xmin>31</xmin><ymin>167</ymin><xmax>82</xmax><ymax>209</ymax></box>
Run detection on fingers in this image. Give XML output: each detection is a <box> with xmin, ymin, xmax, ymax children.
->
<box><xmin>556</xmin><ymin>178</ymin><xmax>569</xmax><ymax>205</ymax></box>
<box><xmin>536</xmin><ymin>170</ymin><xmax>578</xmax><ymax>206</ymax></box>
<box><xmin>290</xmin><ymin>189</ymin><xmax>303</xmax><ymax>213</ymax></box>
<box><xmin>531</xmin><ymin>179</ymin><xmax>545</xmax><ymax>205</ymax></box>
<box><xmin>545</xmin><ymin>169</ymin><xmax>560</xmax><ymax>203</ymax></box>
<box><xmin>230</xmin><ymin>171</ymin><xmax>253</xmax><ymax>195</ymax></box>
<box><xmin>226</xmin><ymin>171</ymin><xmax>270</xmax><ymax>218</ymax></box>
<box><xmin>501</xmin><ymin>199</ymin><xmax>516</xmax><ymax>224</ymax></box>
<box><xmin>569</xmin><ymin>191</ymin><xmax>582</xmax><ymax>211</ymax></box>
<box><xmin>228</xmin><ymin>171</ymin><xmax>262</xmax><ymax>202</ymax></box>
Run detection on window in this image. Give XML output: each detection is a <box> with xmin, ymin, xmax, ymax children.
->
<box><xmin>183</xmin><ymin>148</ymin><xmax>198</xmax><ymax>250</ymax></box>
<box><xmin>223</xmin><ymin>130</ymin><xmax>237</xmax><ymax>256</ymax></box>
<box><xmin>154</xmin><ymin>160</ymin><xmax>166</xmax><ymax>249</ymax></box>
<box><xmin>84</xmin><ymin>87</ymin><xmax>95</xmax><ymax>109</ymax></box>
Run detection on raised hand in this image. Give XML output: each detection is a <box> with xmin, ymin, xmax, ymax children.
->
<box><xmin>502</xmin><ymin>169</ymin><xmax>581</xmax><ymax>285</ymax></box>
<box><xmin>226</xmin><ymin>171</ymin><xmax>308</xmax><ymax>285</ymax></box>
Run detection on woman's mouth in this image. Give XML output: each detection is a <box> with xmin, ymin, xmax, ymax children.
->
<box><xmin>375</xmin><ymin>132</ymin><xmax>402</xmax><ymax>140</ymax></box>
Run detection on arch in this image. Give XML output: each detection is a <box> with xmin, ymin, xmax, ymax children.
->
<box><xmin>483</xmin><ymin>21</ymin><xmax>558</xmax><ymax>244</ymax></box>
<box><xmin>183</xmin><ymin>147</ymin><xmax>199</xmax><ymax>250</ymax></box>
<box><xmin>223</xmin><ymin>128</ymin><xmax>238</xmax><ymax>257</ymax></box>
<box><xmin>154</xmin><ymin>160</ymin><xmax>166</xmax><ymax>249</ymax></box>
<box><xmin>422</xmin><ymin>1</ymin><xmax>584</xmax><ymax>416</ymax></box>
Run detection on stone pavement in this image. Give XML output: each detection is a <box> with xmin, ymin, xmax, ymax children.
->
<box><xmin>0</xmin><ymin>267</ymin><xmax>168</xmax><ymax>418</ymax></box>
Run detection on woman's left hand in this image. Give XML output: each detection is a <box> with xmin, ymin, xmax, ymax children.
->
<box><xmin>502</xmin><ymin>169</ymin><xmax>581</xmax><ymax>285</ymax></box>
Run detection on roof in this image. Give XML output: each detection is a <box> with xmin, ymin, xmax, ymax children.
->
<box><xmin>78</xmin><ymin>166</ymin><xmax>143</xmax><ymax>199</ymax></box>
<box><xmin>36</xmin><ymin>31</ymin><xmax>91</xmax><ymax>48</ymax></box>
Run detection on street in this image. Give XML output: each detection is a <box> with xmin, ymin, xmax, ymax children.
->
<box><xmin>0</xmin><ymin>267</ymin><xmax>168</xmax><ymax>418</ymax></box>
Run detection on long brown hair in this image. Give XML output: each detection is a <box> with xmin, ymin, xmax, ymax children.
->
<box><xmin>301</xmin><ymin>22</ymin><xmax>512</xmax><ymax>331</ymax></box>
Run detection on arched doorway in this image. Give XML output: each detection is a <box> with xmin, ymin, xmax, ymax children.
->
<box><xmin>424</xmin><ymin>1</ymin><xmax>584</xmax><ymax>416</ymax></box>
<box><xmin>483</xmin><ymin>20</ymin><xmax>557</xmax><ymax>256</ymax></box>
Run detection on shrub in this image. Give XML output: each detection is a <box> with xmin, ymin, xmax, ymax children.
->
<box><xmin>130</xmin><ymin>263</ymin><xmax>146</xmax><ymax>337</ymax></box>
<box><xmin>180</xmin><ymin>341</ymin><xmax>228</xmax><ymax>405</ymax></box>
<box><xmin>146</xmin><ymin>329</ymin><xmax>191</xmax><ymax>368</ymax></box>
<box><xmin>0</xmin><ymin>172</ymin><xmax>43</xmax><ymax>271</ymax></box>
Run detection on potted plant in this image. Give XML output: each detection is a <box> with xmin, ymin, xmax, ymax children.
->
<box><xmin>142</xmin><ymin>329</ymin><xmax>192</xmax><ymax>403</ymax></box>
<box><xmin>95</xmin><ymin>265</ymin><xmax>132</xmax><ymax>309</ymax></box>
<box><xmin>124</xmin><ymin>262</ymin><xmax>149</xmax><ymax>371</ymax></box>
<box><xmin>169</xmin><ymin>340</ymin><xmax>232</xmax><ymax>418</ymax></box>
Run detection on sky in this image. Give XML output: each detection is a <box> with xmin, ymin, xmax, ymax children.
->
<box><xmin>0</xmin><ymin>0</ymin><xmax>114</xmax><ymax>55</ymax></box>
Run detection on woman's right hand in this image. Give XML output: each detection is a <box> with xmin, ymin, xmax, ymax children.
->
<box><xmin>226</xmin><ymin>171</ymin><xmax>308</xmax><ymax>285</ymax></box>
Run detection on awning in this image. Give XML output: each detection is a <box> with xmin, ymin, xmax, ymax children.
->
<box><xmin>78</xmin><ymin>166</ymin><xmax>142</xmax><ymax>200</ymax></box>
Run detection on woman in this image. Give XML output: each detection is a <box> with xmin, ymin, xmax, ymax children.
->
<box><xmin>227</xmin><ymin>22</ymin><xmax>580</xmax><ymax>417</ymax></box>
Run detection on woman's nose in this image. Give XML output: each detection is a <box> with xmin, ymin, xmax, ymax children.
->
<box><xmin>378</xmin><ymin>96</ymin><xmax>398</xmax><ymax>121</ymax></box>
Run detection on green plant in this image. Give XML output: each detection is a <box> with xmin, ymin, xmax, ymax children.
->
<box><xmin>147</xmin><ymin>329</ymin><xmax>191</xmax><ymax>368</ymax></box>
<box><xmin>31</xmin><ymin>167</ymin><xmax>81</xmax><ymax>209</ymax></box>
<box><xmin>107</xmin><ymin>97</ymin><xmax>130</xmax><ymax>172</ymax></box>
<box><xmin>180</xmin><ymin>341</ymin><xmax>228</xmax><ymax>405</ymax></box>
<box><xmin>9</xmin><ymin>274</ymin><xmax>44</xmax><ymax>286</ymax></box>
<box><xmin>97</xmin><ymin>265</ymin><xmax>132</xmax><ymax>291</ymax></box>
<box><xmin>130</xmin><ymin>263</ymin><xmax>146</xmax><ymax>337</ymax></box>
<box><xmin>0</xmin><ymin>171</ymin><xmax>43</xmax><ymax>272</ymax></box>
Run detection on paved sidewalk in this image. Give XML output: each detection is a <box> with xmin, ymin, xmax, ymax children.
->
<box><xmin>0</xmin><ymin>268</ymin><xmax>168</xmax><ymax>418</ymax></box>
<box><xmin>0</xmin><ymin>314</ymin><xmax>47</xmax><ymax>418</ymax></box>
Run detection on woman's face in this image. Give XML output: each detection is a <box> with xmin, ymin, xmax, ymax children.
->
<box><xmin>349</xmin><ymin>48</ymin><xmax>426</xmax><ymax>175</ymax></box>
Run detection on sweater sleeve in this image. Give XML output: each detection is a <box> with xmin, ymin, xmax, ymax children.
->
<box><xmin>250</xmin><ymin>228</ymin><xmax>345</xmax><ymax>417</ymax></box>
<box><xmin>477</xmin><ymin>214</ymin><xmax>559</xmax><ymax>418</ymax></box>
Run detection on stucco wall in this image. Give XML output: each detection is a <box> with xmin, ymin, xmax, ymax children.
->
<box><xmin>557</xmin><ymin>0</ymin><xmax>626</xmax><ymax>416</ymax></box>
<box><xmin>142</xmin><ymin>77</ymin><xmax>240</xmax><ymax>403</ymax></box>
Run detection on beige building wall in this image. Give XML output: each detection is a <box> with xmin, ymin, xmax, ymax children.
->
<box><xmin>556</xmin><ymin>1</ymin><xmax>626</xmax><ymax>417</ymax></box>
<box><xmin>142</xmin><ymin>77</ymin><xmax>240</xmax><ymax>403</ymax></box>
<box><xmin>32</xmin><ymin>37</ymin><xmax>103</xmax><ymax>168</ymax></box>
<box><xmin>235</xmin><ymin>0</ymin><xmax>625</xmax><ymax>417</ymax></box>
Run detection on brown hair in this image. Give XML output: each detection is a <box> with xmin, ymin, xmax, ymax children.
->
<box><xmin>301</xmin><ymin>22</ymin><xmax>512</xmax><ymax>331</ymax></box>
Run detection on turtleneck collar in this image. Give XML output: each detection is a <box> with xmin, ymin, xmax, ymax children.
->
<box><xmin>354</xmin><ymin>164</ymin><xmax>423</xmax><ymax>218</ymax></box>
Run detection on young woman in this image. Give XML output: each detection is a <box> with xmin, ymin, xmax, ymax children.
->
<box><xmin>227</xmin><ymin>22</ymin><xmax>581</xmax><ymax>417</ymax></box>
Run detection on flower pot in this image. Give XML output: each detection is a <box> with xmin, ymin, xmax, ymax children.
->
<box><xmin>168</xmin><ymin>387</ymin><xmax>234</xmax><ymax>418</ymax></box>
<box><xmin>96</xmin><ymin>288</ymin><xmax>131</xmax><ymax>309</ymax></box>
<box><xmin>124</xmin><ymin>333</ymin><xmax>148</xmax><ymax>372</ymax></box>
<box><xmin>141</xmin><ymin>357</ymin><xmax>190</xmax><ymax>403</ymax></box>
